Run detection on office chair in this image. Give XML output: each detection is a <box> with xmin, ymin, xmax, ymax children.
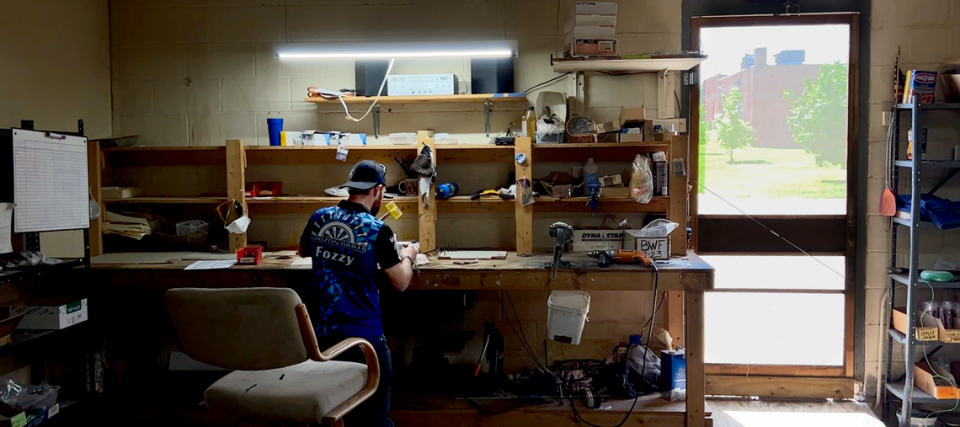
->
<box><xmin>166</xmin><ymin>288</ymin><xmax>379</xmax><ymax>427</ymax></box>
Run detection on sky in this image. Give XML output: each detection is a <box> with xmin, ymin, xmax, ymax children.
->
<box><xmin>698</xmin><ymin>24</ymin><xmax>850</xmax><ymax>80</ymax></box>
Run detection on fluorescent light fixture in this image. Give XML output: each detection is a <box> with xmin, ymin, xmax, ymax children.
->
<box><xmin>276</xmin><ymin>41</ymin><xmax>517</xmax><ymax>60</ymax></box>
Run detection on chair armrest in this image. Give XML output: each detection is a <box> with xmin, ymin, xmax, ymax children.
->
<box><xmin>318</xmin><ymin>337</ymin><xmax>381</xmax><ymax>423</ymax></box>
<box><xmin>295</xmin><ymin>304</ymin><xmax>381</xmax><ymax>423</ymax></box>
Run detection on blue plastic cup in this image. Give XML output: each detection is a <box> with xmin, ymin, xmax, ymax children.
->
<box><xmin>267</xmin><ymin>118</ymin><xmax>283</xmax><ymax>146</ymax></box>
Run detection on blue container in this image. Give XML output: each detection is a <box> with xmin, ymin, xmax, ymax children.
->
<box><xmin>267</xmin><ymin>118</ymin><xmax>284</xmax><ymax>146</ymax></box>
<box><xmin>436</xmin><ymin>183</ymin><xmax>459</xmax><ymax>200</ymax></box>
<box><xmin>629</xmin><ymin>334</ymin><xmax>643</xmax><ymax>347</ymax></box>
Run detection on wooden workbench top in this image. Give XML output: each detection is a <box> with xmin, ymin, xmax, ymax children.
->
<box><xmin>86</xmin><ymin>251</ymin><xmax>713</xmax><ymax>292</ymax></box>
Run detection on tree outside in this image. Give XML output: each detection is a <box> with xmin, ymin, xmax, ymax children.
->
<box><xmin>715</xmin><ymin>86</ymin><xmax>757</xmax><ymax>162</ymax></box>
<box><xmin>784</xmin><ymin>62</ymin><xmax>849</xmax><ymax>167</ymax></box>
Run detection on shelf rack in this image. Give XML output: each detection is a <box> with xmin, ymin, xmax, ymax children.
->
<box><xmin>90</xmin><ymin>137</ymin><xmax>688</xmax><ymax>257</ymax></box>
<box><xmin>883</xmin><ymin>98</ymin><xmax>960</xmax><ymax>427</ymax></box>
<box><xmin>302</xmin><ymin>93</ymin><xmax>528</xmax><ymax>138</ymax></box>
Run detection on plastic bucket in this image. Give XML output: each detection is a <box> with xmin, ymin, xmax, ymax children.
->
<box><xmin>547</xmin><ymin>291</ymin><xmax>590</xmax><ymax>345</ymax></box>
<box><xmin>267</xmin><ymin>118</ymin><xmax>284</xmax><ymax>146</ymax></box>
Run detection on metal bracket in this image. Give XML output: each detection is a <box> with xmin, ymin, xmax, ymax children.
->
<box><xmin>373</xmin><ymin>104</ymin><xmax>381</xmax><ymax>139</ymax></box>
<box><xmin>683</xmin><ymin>71</ymin><xmax>698</xmax><ymax>86</ymax></box>
<box><xmin>484</xmin><ymin>99</ymin><xmax>494</xmax><ymax>137</ymax></box>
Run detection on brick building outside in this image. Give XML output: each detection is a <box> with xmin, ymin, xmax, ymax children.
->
<box><xmin>702</xmin><ymin>48</ymin><xmax>823</xmax><ymax>149</ymax></box>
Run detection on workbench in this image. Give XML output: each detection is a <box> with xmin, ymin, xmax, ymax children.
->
<box><xmin>87</xmin><ymin>251</ymin><xmax>714</xmax><ymax>427</ymax></box>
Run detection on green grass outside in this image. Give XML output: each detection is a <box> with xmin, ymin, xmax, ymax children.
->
<box><xmin>698</xmin><ymin>132</ymin><xmax>847</xmax><ymax>199</ymax></box>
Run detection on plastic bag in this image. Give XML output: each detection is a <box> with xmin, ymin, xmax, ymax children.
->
<box><xmin>629</xmin><ymin>154</ymin><xmax>654</xmax><ymax>204</ymax></box>
<box><xmin>635</xmin><ymin>219</ymin><xmax>680</xmax><ymax>238</ymax></box>
<box><xmin>0</xmin><ymin>379</ymin><xmax>23</xmax><ymax>407</ymax></box>
<box><xmin>176</xmin><ymin>220</ymin><xmax>209</xmax><ymax>237</ymax></box>
<box><xmin>942</xmin><ymin>301</ymin><xmax>955</xmax><ymax>329</ymax></box>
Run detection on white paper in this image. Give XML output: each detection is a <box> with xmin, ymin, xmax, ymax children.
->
<box><xmin>12</xmin><ymin>130</ymin><xmax>89</xmax><ymax>232</ymax></box>
<box><xmin>184</xmin><ymin>260</ymin><xmax>237</xmax><ymax>270</ymax></box>
<box><xmin>0</xmin><ymin>203</ymin><xmax>13</xmax><ymax>254</ymax></box>
<box><xmin>292</xmin><ymin>257</ymin><xmax>313</xmax><ymax>267</ymax></box>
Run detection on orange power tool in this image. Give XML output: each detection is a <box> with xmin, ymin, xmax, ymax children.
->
<box><xmin>589</xmin><ymin>249</ymin><xmax>654</xmax><ymax>268</ymax></box>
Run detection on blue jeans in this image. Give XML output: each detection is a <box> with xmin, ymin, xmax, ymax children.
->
<box><xmin>318</xmin><ymin>334</ymin><xmax>393</xmax><ymax>427</ymax></box>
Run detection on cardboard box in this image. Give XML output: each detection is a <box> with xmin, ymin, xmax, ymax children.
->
<box><xmin>565</xmin><ymin>15</ymin><xmax>617</xmax><ymax>29</ymax></box>
<box><xmin>600</xmin><ymin>187</ymin><xmax>630</xmax><ymax>198</ymax></box>
<box><xmin>902</xmin><ymin>70</ymin><xmax>937</xmax><ymax>104</ymax></box>
<box><xmin>10</xmin><ymin>299</ymin><xmax>88</xmax><ymax>330</ymax></box>
<box><xmin>280</xmin><ymin>131</ymin><xmax>303</xmax><ymax>146</ymax></box>
<box><xmin>101</xmin><ymin>187</ymin><xmax>142</xmax><ymax>199</ymax></box>
<box><xmin>551</xmin><ymin>184</ymin><xmax>573</xmax><ymax>199</ymax></box>
<box><xmin>660</xmin><ymin>349</ymin><xmax>686</xmax><ymax>402</ymax></box>
<box><xmin>619</xmin><ymin>107</ymin><xmax>646</xmax><ymax>124</ymax></box>
<box><xmin>564</xmin><ymin>37</ymin><xmax>618</xmax><ymax>58</ymax></box>
<box><xmin>574</xmin><ymin>2</ymin><xmax>618</xmax><ymax>15</ymax></box>
<box><xmin>565</xmin><ymin>26</ymin><xmax>616</xmax><ymax>40</ymax></box>
<box><xmin>571</xmin><ymin>229</ymin><xmax>624</xmax><ymax>252</ymax></box>
<box><xmin>637</xmin><ymin>237</ymin><xmax>670</xmax><ymax>260</ymax></box>
<box><xmin>915</xmin><ymin>360</ymin><xmax>958</xmax><ymax>399</ymax></box>
<box><xmin>936</xmin><ymin>316</ymin><xmax>960</xmax><ymax>343</ymax></box>
<box><xmin>892</xmin><ymin>307</ymin><xmax>939</xmax><ymax>341</ymax></box>
<box><xmin>619</xmin><ymin>133</ymin><xmax>644</xmax><ymax>143</ymax></box>
<box><xmin>597</xmin><ymin>132</ymin><xmax>619</xmax><ymax>143</ymax></box>
<box><xmin>595</xmin><ymin>121</ymin><xmax>621</xmax><ymax>134</ymax></box>
<box><xmin>599</xmin><ymin>174</ymin><xmax>622</xmax><ymax>187</ymax></box>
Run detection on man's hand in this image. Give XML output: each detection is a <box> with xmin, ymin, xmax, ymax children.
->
<box><xmin>400</xmin><ymin>243</ymin><xmax>419</xmax><ymax>259</ymax></box>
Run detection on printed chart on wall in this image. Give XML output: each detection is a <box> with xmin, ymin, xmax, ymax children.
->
<box><xmin>12</xmin><ymin>129</ymin><xmax>89</xmax><ymax>233</ymax></box>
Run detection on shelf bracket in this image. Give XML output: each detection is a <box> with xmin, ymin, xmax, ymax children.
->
<box><xmin>929</xmin><ymin>168</ymin><xmax>960</xmax><ymax>196</ymax></box>
<box><xmin>484</xmin><ymin>99</ymin><xmax>494</xmax><ymax>137</ymax></box>
<box><xmin>373</xmin><ymin>104</ymin><xmax>381</xmax><ymax>139</ymax></box>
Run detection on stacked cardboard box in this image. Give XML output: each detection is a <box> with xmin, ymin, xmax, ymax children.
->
<box><xmin>564</xmin><ymin>2</ymin><xmax>618</xmax><ymax>58</ymax></box>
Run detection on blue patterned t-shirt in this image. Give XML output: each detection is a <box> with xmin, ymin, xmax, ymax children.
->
<box><xmin>299</xmin><ymin>201</ymin><xmax>401</xmax><ymax>341</ymax></box>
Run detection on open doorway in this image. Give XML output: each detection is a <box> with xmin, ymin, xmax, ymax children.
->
<box><xmin>691</xmin><ymin>15</ymin><xmax>859</xmax><ymax>380</ymax></box>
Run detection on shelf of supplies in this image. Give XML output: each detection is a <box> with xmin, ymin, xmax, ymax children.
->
<box><xmin>102</xmin><ymin>197</ymin><xmax>227</xmax><ymax>204</ymax></box>
<box><xmin>896</xmin><ymin>103</ymin><xmax>960</xmax><ymax>110</ymax></box>
<box><xmin>895</xmin><ymin>160</ymin><xmax>960</xmax><ymax>169</ymax></box>
<box><xmin>0</xmin><ymin>259</ymin><xmax>86</xmax><ymax>285</ymax></box>
<box><xmin>892</xmin><ymin>272</ymin><xmax>960</xmax><ymax>288</ymax></box>
<box><xmin>244</xmin><ymin>144</ymin><xmax>516</xmax><ymax>164</ymax></box>
<box><xmin>551</xmin><ymin>57</ymin><xmax>706</xmax><ymax>73</ymax></box>
<box><xmin>886</xmin><ymin>382</ymin><xmax>944</xmax><ymax>404</ymax></box>
<box><xmin>536</xmin><ymin>196</ymin><xmax>669</xmax><ymax>213</ymax></box>
<box><xmin>534</xmin><ymin>143</ymin><xmax>670</xmax><ymax>149</ymax></box>
<box><xmin>303</xmin><ymin>94</ymin><xmax>528</xmax><ymax>104</ymax></box>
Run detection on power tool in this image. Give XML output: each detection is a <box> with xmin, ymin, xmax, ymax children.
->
<box><xmin>588</xmin><ymin>249</ymin><xmax>654</xmax><ymax>268</ymax></box>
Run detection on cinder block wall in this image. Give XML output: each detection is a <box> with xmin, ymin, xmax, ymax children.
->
<box><xmin>107</xmin><ymin>0</ymin><xmax>681</xmax><ymax>249</ymax></box>
<box><xmin>863</xmin><ymin>0</ymin><xmax>960</xmax><ymax>397</ymax></box>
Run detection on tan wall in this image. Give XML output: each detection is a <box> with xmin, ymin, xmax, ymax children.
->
<box><xmin>863</xmin><ymin>0</ymin><xmax>960</xmax><ymax>397</ymax></box>
<box><xmin>0</xmin><ymin>0</ymin><xmax>112</xmax><ymax>257</ymax></box>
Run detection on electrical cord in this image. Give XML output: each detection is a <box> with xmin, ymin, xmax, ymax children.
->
<box><xmin>524</xmin><ymin>72</ymin><xmax>572</xmax><ymax>94</ymax></box>
<box><xmin>569</xmin><ymin>265</ymin><xmax>659</xmax><ymax>427</ymax></box>
<box><xmin>495</xmin><ymin>291</ymin><xmax>545</xmax><ymax>370</ymax></box>
<box><xmin>504</xmin><ymin>291</ymin><xmax>539</xmax><ymax>365</ymax></box>
<box><xmin>329</xmin><ymin>58</ymin><xmax>395</xmax><ymax>123</ymax></box>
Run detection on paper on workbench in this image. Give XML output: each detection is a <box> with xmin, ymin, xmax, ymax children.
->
<box><xmin>184</xmin><ymin>260</ymin><xmax>237</xmax><ymax>270</ymax></box>
<box><xmin>292</xmin><ymin>257</ymin><xmax>313</xmax><ymax>267</ymax></box>
<box><xmin>182</xmin><ymin>252</ymin><xmax>236</xmax><ymax>261</ymax></box>
<box><xmin>0</xmin><ymin>203</ymin><xmax>13</xmax><ymax>254</ymax></box>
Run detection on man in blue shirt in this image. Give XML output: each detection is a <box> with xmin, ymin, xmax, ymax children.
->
<box><xmin>299</xmin><ymin>160</ymin><xmax>418</xmax><ymax>427</ymax></box>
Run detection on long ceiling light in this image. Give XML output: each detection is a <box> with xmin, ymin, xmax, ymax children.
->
<box><xmin>276</xmin><ymin>41</ymin><xmax>517</xmax><ymax>61</ymax></box>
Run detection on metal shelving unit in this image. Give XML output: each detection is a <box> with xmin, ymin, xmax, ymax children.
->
<box><xmin>883</xmin><ymin>98</ymin><xmax>960</xmax><ymax>426</ymax></box>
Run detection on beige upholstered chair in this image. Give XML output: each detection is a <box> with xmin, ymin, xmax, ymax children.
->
<box><xmin>166</xmin><ymin>288</ymin><xmax>380</xmax><ymax>427</ymax></box>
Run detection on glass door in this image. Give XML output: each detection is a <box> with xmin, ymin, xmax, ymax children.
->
<box><xmin>692</xmin><ymin>15</ymin><xmax>858</xmax><ymax>377</ymax></box>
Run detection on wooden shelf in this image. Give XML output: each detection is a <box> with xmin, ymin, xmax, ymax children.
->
<box><xmin>245</xmin><ymin>196</ymin><xmax>418</xmax><ymax>215</ymax></box>
<box><xmin>103</xmin><ymin>146</ymin><xmax>226</xmax><ymax>166</ymax></box>
<box><xmin>103</xmin><ymin>197</ymin><xmax>227</xmax><ymax>204</ymax></box>
<box><xmin>433</xmin><ymin>196</ymin><xmax>669</xmax><ymax>214</ymax></box>
<box><xmin>552</xmin><ymin>57</ymin><xmax>706</xmax><ymax>73</ymax></box>
<box><xmin>534</xmin><ymin>142</ymin><xmax>669</xmax><ymax>149</ymax></box>
<box><xmin>303</xmin><ymin>94</ymin><xmax>528</xmax><ymax>104</ymax></box>
<box><xmin>245</xmin><ymin>143</ymin><xmax>515</xmax><ymax>164</ymax></box>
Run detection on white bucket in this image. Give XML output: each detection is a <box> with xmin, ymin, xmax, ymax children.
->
<box><xmin>547</xmin><ymin>291</ymin><xmax>591</xmax><ymax>345</ymax></box>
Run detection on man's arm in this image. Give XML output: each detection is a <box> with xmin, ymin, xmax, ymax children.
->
<box><xmin>375</xmin><ymin>225</ymin><xmax>416</xmax><ymax>292</ymax></box>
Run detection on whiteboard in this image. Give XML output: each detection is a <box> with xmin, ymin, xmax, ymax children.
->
<box><xmin>12</xmin><ymin>129</ymin><xmax>89</xmax><ymax>232</ymax></box>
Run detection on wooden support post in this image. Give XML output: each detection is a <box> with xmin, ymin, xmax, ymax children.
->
<box><xmin>685</xmin><ymin>290</ymin><xmax>705</xmax><ymax>427</ymax></box>
<box><xmin>514</xmin><ymin>137</ymin><xmax>533</xmax><ymax>255</ymax></box>
<box><xmin>668</xmin><ymin>134</ymin><xmax>687</xmax><ymax>256</ymax></box>
<box><xmin>658</xmin><ymin>70</ymin><xmax>678</xmax><ymax>119</ymax></box>
<box><xmin>417</xmin><ymin>132</ymin><xmax>437</xmax><ymax>254</ymax></box>
<box><xmin>226</xmin><ymin>140</ymin><xmax>247</xmax><ymax>251</ymax></box>
<box><xmin>665</xmin><ymin>291</ymin><xmax>684</xmax><ymax>348</ymax></box>
<box><xmin>87</xmin><ymin>140</ymin><xmax>103</xmax><ymax>257</ymax></box>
